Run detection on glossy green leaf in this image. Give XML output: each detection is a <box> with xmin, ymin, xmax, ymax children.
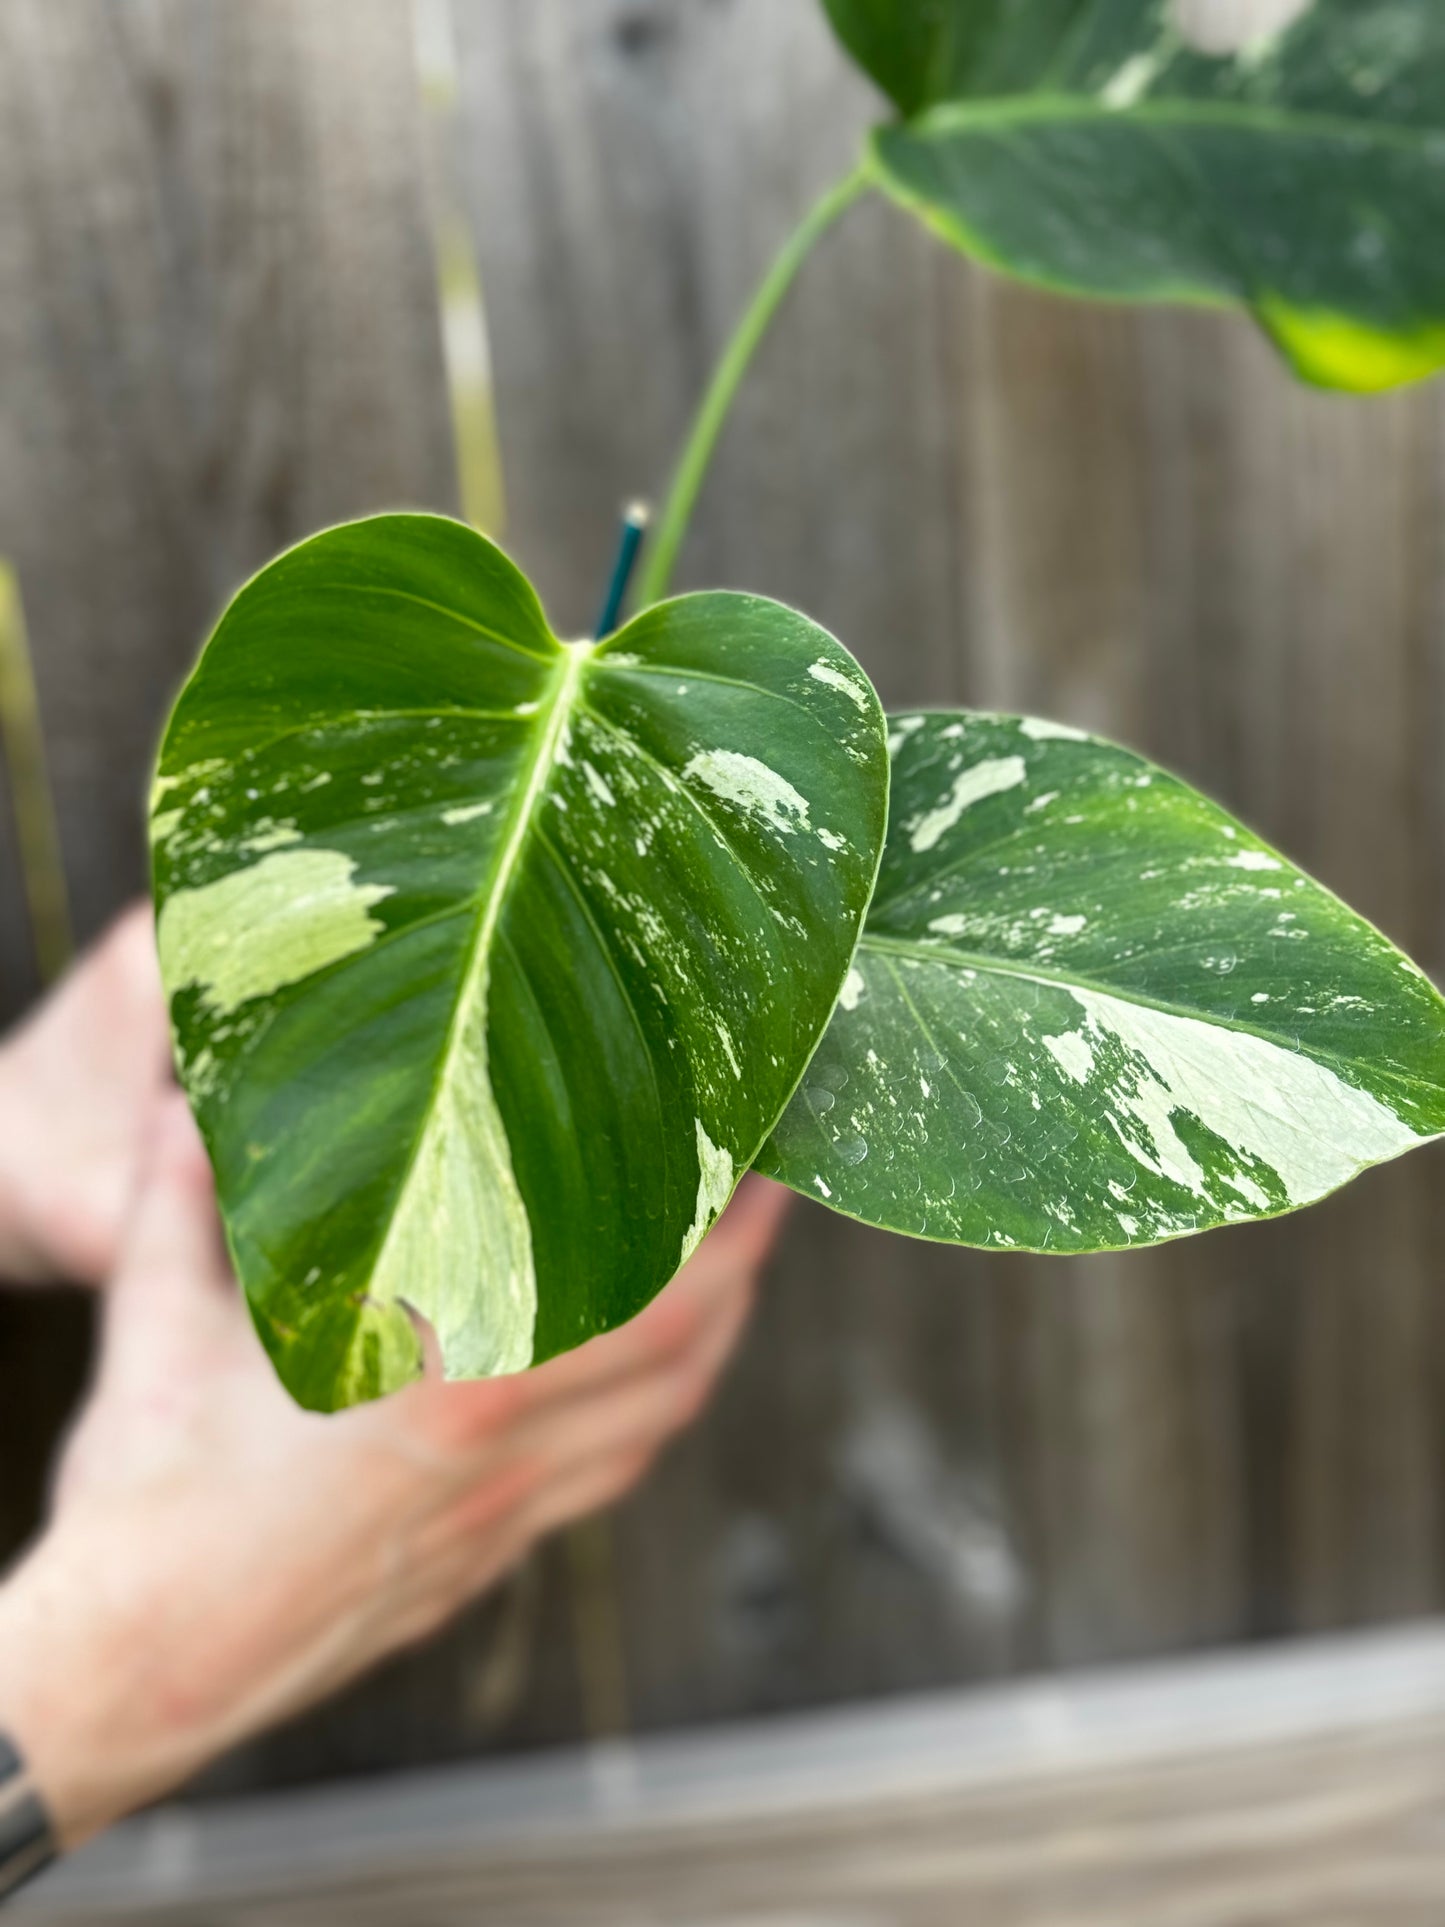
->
<box><xmin>822</xmin><ymin>0</ymin><xmax>1028</xmax><ymax>120</ymax></box>
<box><xmin>825</xmin><ymin>0</ymin><xmax>1445</xmax><ymax>392</ymax></box>
<box><xmin>762</xmin><ymin>711</ymin><xmax>1445</xmax><ymax>1251</ymax></box>
<box><xmin>151</xmin><ymin>514</ymin><xmax>888</xmax><ymax>1410</ymax></box>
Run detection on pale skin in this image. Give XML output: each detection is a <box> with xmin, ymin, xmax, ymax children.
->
<box><xmin>0</xmin><ymin>905</ymin><xmax>172</xmax><ymax>1288</ymax></box>
<box><xmin>0</xmin><ymin>910</ymin><xmax>784</xmax><ymax>1849</ymax></box>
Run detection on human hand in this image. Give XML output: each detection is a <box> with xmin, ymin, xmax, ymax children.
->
<box><xmin>0</xmin><ymin>1094</ymin><xmax>788</xmax><ymax>1848</ymax></box>
<box><xmin>0</xmin><ymin>905</ymin><xmax>171</xmax><ymax>1286</ymax></box>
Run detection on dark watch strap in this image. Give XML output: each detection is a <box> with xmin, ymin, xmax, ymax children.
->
<box><xmin>0</xmin><ymin>1735</ymin><xmax>55</xmax><ymax>1901</ymax></box>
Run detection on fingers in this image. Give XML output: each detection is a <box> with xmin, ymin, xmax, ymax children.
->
<box><xmin>59</xmin><ymin>1095</ymin><xmax>256</xmax><ymax>1497</ymax></box>
<box><xmin>98</xmin><ymin>1092</ymin><xmax>247</xmax><ymax>1395</ymax></box>
<box><xmin>363</xmin><ymin>1164</ymin><xmax>791</xmax><ymax>1471</ymax></box>
<box><xmin>401</xmin><ymin>1228</ymin><xmax>754</xmax><ymax>1468</ymax></box>
<box><xmin>98</xmin><ymin>901</ymin><xmax>166</xmax><ymax>1027</ymax></box>
<box><xmin>115</xmin><ymin>1091</ymin><xmax>226</xmax><ymax>1287</ymax></box>
<box><xmin>34</xmin><ymin>899</ymin><xmax>170</xmax><ymax>1075</ymax></box>
<box><xmin>401</xmin><ymin>1265</ymin><xmax>745</xmax><ymax>1515</ymax></box>
<box><xmin>515</xmin><ymin>1442</ymin><xmax>657</xmax><ymax>1545</ymax></box>
<box><xmin>85</xmin><ymin>902</ymin><xmax>168</xmax><ymax>1065</ymax></box>
<box><xmin>416</xmin><ymin>1229</ymin><xmax>756</xmax><ymax>1564</ymax></box>
<box><xmin>405</xmin><ymin>1266</ymin><xmax>758</xmax><ymax>1647</ymax></box>
<box><xmin>409</xmin><ymin>1442</ymin><xmax>654</xmax><ymax>1646</ymax></box>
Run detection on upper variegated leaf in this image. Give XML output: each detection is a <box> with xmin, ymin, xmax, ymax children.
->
<box><xmin>825</xmin><ymin>0</ymin><xmax>1445</xmax><ymax>392</ymax></box>
<box><xmin>151</xmin><ymin>514</ymin><xmax>888</xmax><ymax>1410</ymax></box>
<box><xmin>762</xmin><ymin>711</ymin><xmax>1445</xmax><ymax>1250</ymax></box>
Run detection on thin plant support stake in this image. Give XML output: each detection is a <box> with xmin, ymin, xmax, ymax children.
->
<box><xmin>413</xmin><ymin>0</ymin><xmax>509</xmax><ymax>537</ymax></box>
<box><xmin>0</xmin><ymin>563</ymin><xmax>71</xmax><ymax>984</ymax></box>
<box><xmin>595</xmin><ymin>502</ymin><xmax>651</xmax><ymax>639</ymax></box>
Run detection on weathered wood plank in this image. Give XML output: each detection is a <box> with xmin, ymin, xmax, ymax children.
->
<box><xmin>0</xmin><ymin>0</ymin><xmax>458</xmax><ymax>983</ymax></box>
<box><xmin>0</xmin><ymin>0</ymin><xmax>462</xmax><ymax>1685</ymax></box>
<box><xmin>3</xmin><ymin>0</ymin><xmax>1445</xmax><ymax>1793</ymax></box>
<box><xmin>450</xmin><ymin>0</ymin><xmax>1445</xmax><ymax>1732</ymax></box>
<box><xmin>24</xmin><ymin>1625</ymin><xmax>1445</xmax><ymax>1926</ymax></box>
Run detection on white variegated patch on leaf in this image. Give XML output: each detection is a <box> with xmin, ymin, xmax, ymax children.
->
<box><xmin>151</xmin><ymin>514</ymin><xmax>888</xmax><ymax>1410</ymax></box>
<box><xmin>762</xmin><ymin>711</ymin><xmax>1445</xmax><ymax>1250</ymax></box>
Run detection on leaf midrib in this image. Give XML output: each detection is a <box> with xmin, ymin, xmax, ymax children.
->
<box><xmin>893</xmin><ymin>92</ymin><xmax>1436</xmax><ymax>155</ymax></box>
<box><xmin>362</xmin><ymin>640</ymin><xmax>592</xmax><ymax>1292</ymax></box>
<box><xmin>861</xmin><ymin>932</ymin><xmax>1444</xmax><ymax>1118</ymax></box>
<box><xmin>305</xmin><ymin>582</ymin><xmax>553</xmax><ymax>664</ymax></box>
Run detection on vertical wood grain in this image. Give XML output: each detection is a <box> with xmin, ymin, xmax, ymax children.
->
<box><xmin>3</xmin><ymin>0</ymin><xmax>1445</xmax><ymax>1788</ymax></box>
<box><xmin>0</xmin><ymin>0</ymin><xmax>473</xmax><ymax>1764</ymax></box>
<box><xmin>0</xmin><ymin>0</ymin><xmax>459</xmax><ymax>973</ymax></box>
<box><xmin>451</xmin><ymin>0</ymin><xmax>1445</xmax><ymax>1729</ymax></box>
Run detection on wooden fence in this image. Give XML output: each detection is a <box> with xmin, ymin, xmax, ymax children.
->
<box><xmin>3</xmin><ymin>0</ymin><xmax>1445</xmax><ymax>1794</ymax></box>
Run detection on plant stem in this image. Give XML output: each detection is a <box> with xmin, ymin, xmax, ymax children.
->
<box><xmin>634</xmin><ymin>163</ymin><xmax>873</xmax><ymax>611</ymax></box>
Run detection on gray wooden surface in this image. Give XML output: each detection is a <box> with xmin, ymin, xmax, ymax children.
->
<box><xmin>3</xmin><ymin>0</ymin><xmax>1445</xmax><ymax>1793</ymax></box>
<box><xmin>22</xmin><ymin>1623</ymin><xmax>1445</xmax><ymax>1925</ymax></box>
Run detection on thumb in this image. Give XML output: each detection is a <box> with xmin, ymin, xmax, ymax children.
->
<box><xmin>102</xmin><ymin>1091</ymin><xmax>239</xmax><ymax>1375</ymax></box>
<box><xmin>119</xmin><ymin>1090</ymin><xmax>227</xmax><ymax>1280</ymax></box>
<box><xmin>62</xmin><ymin>1095</ymin><xmax>244</xmax><ymax>1498</ymax></box>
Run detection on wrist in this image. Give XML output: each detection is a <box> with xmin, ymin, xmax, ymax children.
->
<box><xmin>0</xmin><ymin>1732</ymin><xmax>57</xmax><ymax>1898</ymax></box>
<box><xmin>0</xmin><ymin>1539</ymin><xmax>124</xmax><ymax>1847</ymax></box>
<box><xmin>0</xmin><ymin>1530</ymin><xmax>224</xmax><ymax>1848</ymax></box>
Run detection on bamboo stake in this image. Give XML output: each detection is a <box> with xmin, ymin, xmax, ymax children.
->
<box><xmin>0</xmin><ymin>563</ymin><xmax>72</xmax><ymax>984</ymax></box>
<box><xmin>413</xmin><ymin>0</ymin><xmax>509</xmax><ymax>537</ymax></box>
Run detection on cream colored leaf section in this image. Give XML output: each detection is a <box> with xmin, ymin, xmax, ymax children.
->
<box><xmin>906</xmin><ymin>755</ymin><xmax>1027</xmax><ymax>853</ymax></box>
<box><xmin>361</xmin><ymin>644</ymin><xmax>595</xmax><ymax>1380</ymax></box>
<box><xmin>683</xmin><ymin>750</ymin><xmax>812</xmax><ymax>836</ymax></box>
<box><xmin>157</xmin><ymin>849</ymin><xmax>393</xmax><ymax>1018</ymax></box>
<box><xmin>335</xmin><ymin>1301</ymin><xmax>430</xmax><ymax>1412</ymax></box>
<box><xmin>1173</xmin><ymin>0</ymin><xmax>1313</xmax><ymax>57</ymax></box>
<box><xmin>807</xmin><ymin>658</ymin><xmax>872</xmax><ymax>713</ymax></box>
<box><xmin>1043</xmin><ymin>984</ymin><xmax>1424</xmax><ymax>1221</ymax></box>
<box><xmin>680</xmin><ymin>1119</ymin><xmax>735</xmax><ymax>1267</ymax></box>
<box><xmin>365</xmin><ymin>970</ymin><xmax>536</xmax><ymax>1379</ymax></box>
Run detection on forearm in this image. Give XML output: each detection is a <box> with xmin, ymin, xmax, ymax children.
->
<box><xmin>0</xmin><ymin>1476</ymin><xmax>487</xmax><ymax>1850</ymax></box>
<box><xmin>0</xmin><ymin>1530</ymin><xmax>231</xmax><ymax>1850</ymax></box>
<box><xmin>0</xmin><ymin>1540</ymin><xmax>158</xmax><ymax>1848</ymax></box>
<box><xmin>0</xmin><ymin>1113</ymin><xmax>775</xmax><ymax>1861</ymax></box>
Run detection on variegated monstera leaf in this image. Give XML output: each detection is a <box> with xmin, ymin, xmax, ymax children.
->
<box><xmin>151</xmin><ymin>514</ymin><xmax>888</xmax><ymax>1411</ymax></box>
<box><xmin>824</xmin><ymin>0</ymin><xmax>1445</xmax><ymax>392</ymax></box>
<box><xmin>763</xmin><ymin>712</ymin><xmax>1445</xmax><ymax>1248</ymax></box>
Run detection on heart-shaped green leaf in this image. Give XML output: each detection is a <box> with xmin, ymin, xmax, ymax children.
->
<box><xmin>762</xmin><ymin>711</ymin><xmax>1445</xmax><ymax>1250</ymax></box>
<box><xmin>151</xmin><ymin>514</ymin><xmax>888</xmax><ymax>1410</ymax></box>
<box><xmin>825</xmin><ymin>0</ymin><xmax>1445</xmax><ymax>392</ymax></box>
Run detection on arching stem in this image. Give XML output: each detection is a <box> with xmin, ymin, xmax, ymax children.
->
<box><xmin>633</xmin><ymin>163</ymin><xmax>874</xmax><ymax>611</ymax></box>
